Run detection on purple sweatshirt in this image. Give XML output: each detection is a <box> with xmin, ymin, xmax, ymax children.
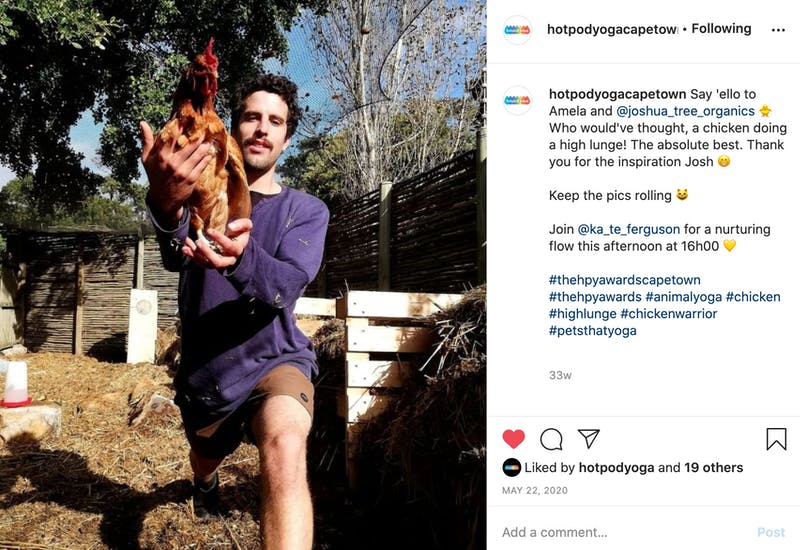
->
<box><xmin>150</xmin><ymin>186</ymin><xmax>329</xmax><ymax>431</ymax></box>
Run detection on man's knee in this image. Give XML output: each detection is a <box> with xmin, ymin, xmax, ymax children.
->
<box><xmin>260</xmin><ymin>424</ymin><xmax>307</xmax><ymax>458</ymax></box>
<box><xmin>258</xmin><ymin>427</ymin><xmax>309</xmax><ymax>494</ymax></box>
<box><xmin>253</xmin><ymin>395</ymin><xmax>311</xmax><ymax>480</ymax></box>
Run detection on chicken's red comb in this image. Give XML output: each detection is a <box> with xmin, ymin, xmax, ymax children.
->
<box><xmin>204</xmin><ymin>38</ymin><xmax>217</xmax><ymax>65</ymax></box>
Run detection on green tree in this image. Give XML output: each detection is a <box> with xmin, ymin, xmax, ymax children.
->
<box><xmin>0</xmin><ymin>0</ymin><xmax>116</xmax><ymax>51</ymax></box>
<box><xmin>0</xmin><ymin>175</ymin><xmax>147</xmax><ymax>230</ymax></box>
<box><xmin>279</xmin><ymin>133</ymin><xmax>349</xmax><ymax>205</ymax></box>
<box><xmin>0</xmin><ymin>0</ymin><xmax>326</xmax><ymax>213</ymax></box>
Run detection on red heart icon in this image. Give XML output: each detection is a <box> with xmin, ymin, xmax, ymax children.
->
<box><xmin>503</xmin><ymin>429</ymin><xmax>525</xmax><ymax>449</ymax></box>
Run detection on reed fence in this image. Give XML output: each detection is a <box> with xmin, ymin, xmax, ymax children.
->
<box><xmin>1</xmin><ymin>149</ymin><xmax>482</xmax><ymax>356</ymax></box>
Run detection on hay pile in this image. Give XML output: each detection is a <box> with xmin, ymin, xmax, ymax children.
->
<box><xmin>0</xmin><ymin>352</ymin><xmax>342</xmax><ymax>549</ymax></box>
<box><xmin>353</xmin><ymin>285</ymin><xmax>486</xmax><ymax>550</ymax></box>
<box><xmin>310</xmin><ymin>318</ymin><xmax>346</xmax><ymax>364</ymax></box>
<box><xmin>0</xmin><ymin>288</ymin><xmax>485</xmax><ymax>549</ymax></box>
<box><xmin>154</xmin><ymin>322</ymin><xmax>181</xmax><ymax>372</ymax></box>
<box><xmin>307</xmin><ymin>318</ymin><xmax>347</xmax><ymax>478</ymax></box>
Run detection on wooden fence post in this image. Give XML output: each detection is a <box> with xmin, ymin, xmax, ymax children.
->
<box><xmin>73</xmin><ymin>247</ymin><xmax>84</xmax><ymax>355</ymax></box>
<box><xmin>477</xmin><ymin>67</ymin><xmax>487</xmax><ymax>284</ymax></box>
<box><xmin>135</xmin><ymin>228</ymin><xmax>145</xmax><ymax>290</ymax></box>
<box><xmin>315</xmin><ymin>250</ymin><xmax>328</xmax><ymax>298</ymax></box>
<box><xmin>477</xmin><ymin>129</ymin><xmax>487</xmax><ymax>284</ymax></box>
<box><xmin>378</xmin><ymin>181</ymin><xmax>393</xmax><ymax>291</ymax></box>
<box><xmin>0</xmin><ymin>264</ymin><xmax>24</xmax><ymax>349</ymax></box>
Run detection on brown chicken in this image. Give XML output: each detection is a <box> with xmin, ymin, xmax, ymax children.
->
<box><xmin>155</xmin><ymin>38</ymin><xmax>250</xmax><ymax>250</ymax></box>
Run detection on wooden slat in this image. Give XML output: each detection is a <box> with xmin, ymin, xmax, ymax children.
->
<box><xmin>346</xmin><ymin>355</ymin><xmax>409</xmax><ymax>388</ymax></box>
<box><xmin>295</xmin><ymin>297</ymin><xmax>336</xmax><ymax>317</ymax></box>
<box><xmin>297</xmin><ymin>318</ymin><xmax>326</xmax><ymax>337</ymax></box>
<box><xmin>346</xmin><ymin>325</ymin><xmax>434</xmax><ymax>353</ymax></box>
<box><xmin>340</xmin><ymin>290</ymin><xmax>461</xmax><ymax>319</ymax></box>
<box><xmin>343</xmin><ymin>318</ymin><xmax>369</xmax><ymax>356</ymax></box>
<box><xmin>346</xmin><ymin>387</ymin><xmax>394</xmax><ymax>423</ymax></box>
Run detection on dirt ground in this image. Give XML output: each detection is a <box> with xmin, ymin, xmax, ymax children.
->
<box><xmin>0</xmin><ymin>352</ymin><xmax>351</xmax><ymax>550</ymax></box>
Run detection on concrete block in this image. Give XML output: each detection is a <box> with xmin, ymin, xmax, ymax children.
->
<box><xmin>0</xmin><ymin>403</ymin><xmax>62</xmax><ymax>444</ymax></box>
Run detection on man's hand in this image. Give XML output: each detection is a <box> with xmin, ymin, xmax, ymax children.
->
<box><xmin>140</xmin><ymin>121</ymin><xmax>214</xmax><ymax>226</ymax></box>
<box><xmin>182</xmin><ymin>218</ymin><xmax>253</xmax><ymax>270</ymax></box>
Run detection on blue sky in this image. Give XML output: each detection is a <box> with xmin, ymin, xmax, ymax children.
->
<box><xmin>0</xmin><ymin>164</ymin><xmax>12</xmax><ymax>186</ymax></box>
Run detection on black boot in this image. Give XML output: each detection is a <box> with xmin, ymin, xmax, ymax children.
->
<box><xmin>192</xmin><ymin>472</ymin><xmax>220</xmax><ymax>519</ymax></box>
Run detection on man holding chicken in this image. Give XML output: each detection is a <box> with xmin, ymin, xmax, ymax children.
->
<box><xmin>140</xmin><ymin>73</ymin><xmax>328</xmax><ymax>550</ymax></box>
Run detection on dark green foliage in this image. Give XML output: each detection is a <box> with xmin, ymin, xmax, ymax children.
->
<box><xmin>0</xmin><ymin>0</ymin><xmax>327</xmax><ymax>213</ymax></box>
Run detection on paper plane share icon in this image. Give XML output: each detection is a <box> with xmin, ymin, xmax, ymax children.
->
<box><xmin>578</xmin><ymin>429</ymin><xmax>600</xmax><ymax>450</ymax></box>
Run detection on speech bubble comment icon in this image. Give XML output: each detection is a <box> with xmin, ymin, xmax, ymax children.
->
<box><xmin>540</xmin><ymin>428</ymin><xmax>563</xmax><ymax>451</ymax></box>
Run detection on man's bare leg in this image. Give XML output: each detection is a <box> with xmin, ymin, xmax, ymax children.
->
<box><xmin>251</xmin><ymin>394</ymin><xmax>313</xmax><ymax>550</ymax></box>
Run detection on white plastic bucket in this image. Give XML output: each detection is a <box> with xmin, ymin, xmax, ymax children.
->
<box><xmin>2</xmin><ymin>360</ymin><xmax>31</xmax><ymax>407</ymax></box>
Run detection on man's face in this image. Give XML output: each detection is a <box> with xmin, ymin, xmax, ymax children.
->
<box><xmin>233</xmin><ymin>90</ymin><xmax>291</xmax><ymax>174</ymax></box>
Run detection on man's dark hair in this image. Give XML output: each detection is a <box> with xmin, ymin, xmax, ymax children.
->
<box><xmin>229</xmin><ymin>74</ymin><xmax>302</xmax><ymax>138</ymax></box>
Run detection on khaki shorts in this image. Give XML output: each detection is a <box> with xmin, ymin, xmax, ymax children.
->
<box><xmin>184</xmin><ymin>364</ymin><xmax>314</xmax><ymax>459</ymax></box>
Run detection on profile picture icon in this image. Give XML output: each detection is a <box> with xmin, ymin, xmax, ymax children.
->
<box><xmin>503</xmin><ymin>458</ymin><xmax>522</xmax><ymax>477</ymax></box>
<box><xmin>503</xmin><ymin>15</ymin><xmax>532</xmax><ymax>45</ymax></box>
<box><xmin>503</xmin><ymin>86</ymin><xmax>532</xmax><ymax>116</ymax></box>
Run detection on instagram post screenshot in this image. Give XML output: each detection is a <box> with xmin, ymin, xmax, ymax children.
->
<box><xmin>488</xmin><ymin>1</ymin><xmax>798</xmax><ymax>548</ymax></box>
